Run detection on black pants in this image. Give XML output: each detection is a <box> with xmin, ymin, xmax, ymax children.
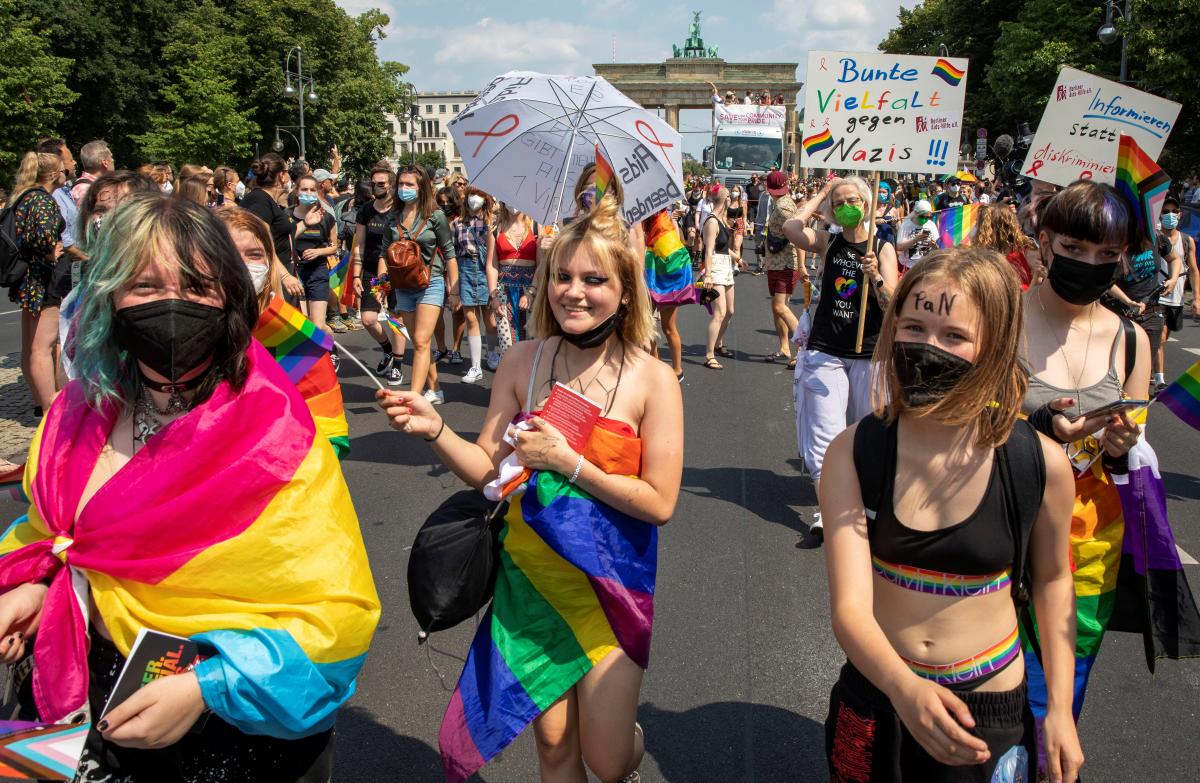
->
<box><xmin>18</xmin><ymin>632</ymin><xmax>335</xmax><ymax>783</ymax></box>
<box><xmin>824</xmin><ymin>662</ymin><xmax>1036</xmax><ymax>782</ymax></box>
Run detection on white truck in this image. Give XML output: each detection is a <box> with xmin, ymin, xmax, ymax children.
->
<box><xmin>704</xmin><ymin>103</ymin><xmax>787</xmax><ymax>189</ymax></box>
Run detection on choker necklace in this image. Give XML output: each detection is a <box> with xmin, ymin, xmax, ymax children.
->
<box><xmin>133</xmin><ymin>372</ymin><xmax>206</xmax><ymax>446</ymax></box>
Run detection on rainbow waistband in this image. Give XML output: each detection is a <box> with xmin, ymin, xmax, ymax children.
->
<box><xmin>872</xmin><ymin>556</ymin><xmax>1011</xmax><ymax>597</ymax></box>
<box><xmin>901</xmin><ymin>626</ymin><xmax>1021</xmax><ymax>685</ymax></box>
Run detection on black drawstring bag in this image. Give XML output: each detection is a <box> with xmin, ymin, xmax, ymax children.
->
<box><xmin>407</xmin><ymin>490</ymin><xmax>507</xmax><ymax>639</ymax></box>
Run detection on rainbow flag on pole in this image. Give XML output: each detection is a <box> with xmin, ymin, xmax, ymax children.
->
<box><xmin>328</xmin><ymin>250</ymin><xmax>353</xmax><ymax>306</ymax></box>
<box><xmin>594</xmin><ymin>144</ymin><xmax>615</xmax><ymax>202</ymax></box>
<box><xmin>936</xmin><ymin>203</ymin><xmax>979</xmax><ymax>247</ymax></box>
<box><xmin>439</xmin><ymin>419</ymin><xmax>655</xmax><ymax>782</ymax></box>
<box><xmin>253</xmin><ymin>296</ymin><xmax>349</xmax><ymax>459</ymax></box>
<box><xmin>643</xmin><ymin>210</ymin><xmax>698</xmax><ymax>307</ymax></box>
<box><xmin>1115</xmin><ymin>133</ymin><xmax>1171</xmax><ymax>248</ymax></box>
<box><xmin>1158</xmin><ymin>360</ymin><xmax>1200</xmax><ymax>430</ymax></box>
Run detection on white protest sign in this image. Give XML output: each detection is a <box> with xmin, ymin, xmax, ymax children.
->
<box><xmin>800</xmin><ymin>51</ymin><xmax>969</xmax><ymax>174</ymax></box>
<box><xmin>1024</xmin><ymin>66</ymin><xmax>1181</xmax><ymax>187</ymax></box>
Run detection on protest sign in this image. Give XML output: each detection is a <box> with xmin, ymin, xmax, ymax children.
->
<box><xmin>800</xmin><ymin>51</ymin><xmax>969</xmax><ymax>174</ymax></box>
<box><xmin>1024</xmin><ymin>66</ymin><xmax>1181</xmax><ymax>187</ymax></box>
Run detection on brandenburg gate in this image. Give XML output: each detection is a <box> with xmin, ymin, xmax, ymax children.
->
<box><xmin>594</xmin><ymin>12</ymin><xmax>803</xmax><ymax>166</ymax></box>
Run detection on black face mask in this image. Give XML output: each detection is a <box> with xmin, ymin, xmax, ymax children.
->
<box><xmin>1046</xmin><ymin>253</ymin><xmax>1119</xmax><ymax>306</ymax></box>
<box><xmin>115</xmin><ymin>299</ymin><xmax>227</xmax><ymax>382</ymax></box>
<box><xmin>893</xmin><ymin>341</ymin><xmax>973</xmax><ymax>407</ymax></box>
<box><xmin>561</xmin><ymin>304</ymin><xmax>626</xmax><ymax>349</ymax></box>
<box><xmin>372</xmin><ymin>184</ymin><xmax>389</xmax><ymax>199</ymax></box>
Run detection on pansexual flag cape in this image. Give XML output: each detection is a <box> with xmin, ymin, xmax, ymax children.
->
<box><xmin>0</xmin><ymin>343</ymin><xmax>380</xmax><ymax>731</ymax></box>
<box><xmin>936</xmin><ymin>203</ymin><xmax>979</xmax><ymax>248</ymax></box>
<box><xmin>254</xmin><ymin>295</ymin><xmax>349</xmax><ymax>459</ymax></box>
<box><xmin>439</xmin><ymin>417</ymin><xmax>656</xmax><ymax>782</ymax></box>
<box><xmin>1023</xmin><ymin>432</ymin><xmax>1200</xmax><ymax>726</ymax></box>
<box><xmin>643</xmin><ymin>210</ymin><xmax>698</xmax><ymax>307</ymax></box>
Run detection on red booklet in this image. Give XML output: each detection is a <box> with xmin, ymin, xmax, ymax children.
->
<box><xmin>540</xmin><ymin>383</ymin><xmax>601</xmax><ymax>453</ymax></box>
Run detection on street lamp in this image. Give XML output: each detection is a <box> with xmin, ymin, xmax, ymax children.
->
<box><xmin>273</xmin><ymin>126</ymin><xmax>302</xmax><ymax>154</ymax></box>
<box><xmin>283</xmin><ymin>46</ymin><xmax>317</xmax><ymax>160</ymax></box>
<box><xmin>409</xmin><ymin>97</ymin><xmax>420</xmax><ymax>166</ymax></box>
<box><xmin>1098</xmin><ymin>0</ymin><xmax>1129</xmax><ymax>83</ymax></box>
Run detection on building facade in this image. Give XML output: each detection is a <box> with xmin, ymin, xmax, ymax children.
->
<box><xmin>386</xmin><ymin>90</ymin><xmax>478</xmax><ymax>173</ymax></box>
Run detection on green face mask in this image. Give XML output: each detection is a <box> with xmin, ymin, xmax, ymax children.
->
<box><xmin>834</xmin><ymin>202</ymin><xmax>864</xmax><ymax>228</ymax></box>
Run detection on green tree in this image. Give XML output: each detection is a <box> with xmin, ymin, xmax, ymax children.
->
<box><xmin>414</xmin><ymin>149</ymin><xmax>446</xmax><ymax>170</ymax></box>
<box><xmin>0</xmin><ymin>0</ymin><xmax>78</xmax><ymax>183</ymax></box>
<box><xmin>134</xmin><ymin>1</ymin><xmax>258</xmax><ymax>165</ymax></box>
<box><xmin>683</xmin><ymin>159</ymin><xmax>710</xmax><ymax>179</ymax></box>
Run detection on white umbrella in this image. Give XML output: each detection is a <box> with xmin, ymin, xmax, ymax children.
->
<box><xmin>448</xmin><ymin>71</ymin><xmax>684</xmax><ymax>227</ymax></box>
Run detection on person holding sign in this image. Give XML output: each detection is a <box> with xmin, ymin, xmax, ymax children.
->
<box><xmin>784</xmin><ymin>177</ymin><xmax>898</xmax><ymax>537</ymax></box>
<box><xmin>376</xmin><ymin>191</ymin><xmax>683</xmax><ymax>783</ymax></box>
<box><xmin>820</xmin><ymin>248</ymin><xmax>1082</xmax><ymax>783</ymax></box>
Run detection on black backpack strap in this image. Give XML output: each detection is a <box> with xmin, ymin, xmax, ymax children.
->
<box><xmin>1120</xmin><ymin>316</ymin><xmax>1136</xmax><ymax>384</ymax></box>
<box><xmin>996</xmin><ymin>419</ymin><xmax>1046</xmax><ymax>607</ymax></box>
<box><xmin>852</xmin><ymin>414</ymin><xmax>893</xmax><ymax>527</ymax></box>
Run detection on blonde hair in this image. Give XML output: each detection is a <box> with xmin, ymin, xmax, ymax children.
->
<box><xmin>529</xmin><ymin>192</ymin><xmax>654</xmax><ymax>348</ymax></box>
<box><xmin>871</xmin><ymin>247</ymin><xmax>1026</xmax><ymax>449</ymax></box>
<box><xmin>8</xmin><ymin>152</ymin><xmax>62</xmax><ymax>206</ymax></box>
<box><xmin>213</xmin><ymin>205</ymin><xmax>282</xmax><ymax>312</ymax></box>
<box><xmin>973</xmin><ymin>204</ymin><xmax>1032</xmax><ymax>256</ymax></box>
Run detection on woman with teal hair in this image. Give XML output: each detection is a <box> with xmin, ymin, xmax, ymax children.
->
<box><xmin>0</xmin><ymin>193</ymin><xmax>380</xmax><ymax>781</ymax></box>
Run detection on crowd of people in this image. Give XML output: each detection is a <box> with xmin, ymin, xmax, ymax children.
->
<box><xmin>0</xmin><ymin>127</ymin><xmax>1197</xmax><ymax>783</ymax></box>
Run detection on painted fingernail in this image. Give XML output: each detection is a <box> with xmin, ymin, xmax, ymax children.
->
<box><xmin>13</xmin><ymin>632</ymin><xmax>21</xmax><ymax>638</ymax></box>
<box><xmin>97</xmin><ymin>720</ymin><xmax>108</xmax><ymax>732</ymax></box>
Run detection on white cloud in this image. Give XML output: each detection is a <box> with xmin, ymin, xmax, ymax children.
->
<box><xmin>756</xmin><ymin>0</ymin><xmax>901</xmax><ymax>80</ymax></box>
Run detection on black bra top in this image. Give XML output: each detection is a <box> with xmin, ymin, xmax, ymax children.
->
<box><xmin>868</xmin><ymin>424</ymin><xmax>1014</xmax><ymax>576</ymax></box>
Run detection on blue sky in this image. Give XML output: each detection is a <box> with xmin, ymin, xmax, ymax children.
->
<box><xmin>336</xmin><ymin>0</ymin><xmax>904</xmax><ymax>158</ymax></box>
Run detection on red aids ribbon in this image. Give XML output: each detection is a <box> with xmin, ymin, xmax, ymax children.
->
<box><xmin>635</xmin><ymin>120</ymin><xmax>674</xmax><ymax>154</ymax></box>
<box><xmin>465</xmin><ymin>114</ymin><xmax>520</xmax><ymax>157</ymax></box>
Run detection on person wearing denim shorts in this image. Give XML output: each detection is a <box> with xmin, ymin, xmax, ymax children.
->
<box><xmin>452</xmin><ymin>187</ymin><xmax>497</xmax><ymax>383</ymax></box>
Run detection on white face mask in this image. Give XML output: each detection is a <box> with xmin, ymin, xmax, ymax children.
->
<box><xmin>235</xmin><ymin>181</ymin><xmax>246</xmax><ymax>199</ymax></box>
<box><xmin>247</xmin><ymin>263</ymin><xmax>270</xmax><ymax>294</ymax></box>
<box><xmin>161</xmin><ymin>181</ymin><xmax>174</xmax><ymax>194</ymax></box>
<box><xmin>467</xmin><ymin>194</ymin><xmax>485</xmax><ymax>212</ymax></box>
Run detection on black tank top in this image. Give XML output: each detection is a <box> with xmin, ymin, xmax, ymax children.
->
<box><xmin>727</xmin><ymin>204</ymin><xmax>744</xmax><ymax>219</ymax></box>
<box><xmin>807</xmin><ymin>233</ymin><xmax>885</xmax><ymax>359</ymax></box>
<box><xmin>869</xmin><ymin>423</ymin><xmax>1013</xmax><ymax>576</ymax></box>
<box><xmin>705</xmin><ymin>215</ymin><xmax>730</xmax><ymax>253</ymax></box>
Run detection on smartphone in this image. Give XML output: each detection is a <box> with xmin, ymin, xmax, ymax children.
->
<box><xmin>1065</xmin><ymin>399</ymin><xmax>1150</xmax><ymax>422</ymax></box>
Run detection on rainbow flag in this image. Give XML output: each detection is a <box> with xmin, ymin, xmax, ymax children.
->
<box><xmin>936</xmin><ymin>203</ymin><xmax>979</xmax><ymax>247</ymax></box>
<box><xmin>0</xmin><ymin>344</ymin><xmax>380</xmax><ymax>727</ymax></box>
<box><xmin>931</xmin><ymin>58</ymin><xmax>965</xmax><ymax>86</ymax></box>
<box><xmin>594</xmin><ymin>144</ymin><xmax>615</xmax><ymax>202</ymax></box>
<box><xmin>328</xmin><ymin>250</ymin><xmax>354</xmax><ymax>306</ymax></box>
<box><xmin>1159</xmin><ymin>360</ymin><xmax>1200</xmax><ymax>430</ymax></box>
<box><xmin>803</xmin><ymin>129</ymin><xmax>834</xmax><ymax>155</ymax></box>
<box><xmin>1024</xmin><ymin>433</ymin><xmax>1200</xmax><ymax>731</ymax></box>
<box><xmin>254</xmin><ymin>296</ymin><xmax>349</xmax><ymax>458</ymax></box>
<box><xmin>440</xmin><ymin>418</ymin><xmax>655</xmax><ymax>782</ymax></box>
<box><xmin>1115</xmin><ymin>134</ymin><xmax>1171</xmax><ymax>248</ymax></box>
<box><xmin>643</xmin><ymin>210</ymin><xmax>698</xmax><ymax>307</ymax></box>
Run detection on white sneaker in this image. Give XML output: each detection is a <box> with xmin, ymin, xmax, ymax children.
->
<box><xmin>385</xmin><ymin>366</ymin><xmax>405</xmax><ymax>387</ymax></box>
<box><xmin>463</xmin><ymin>366</ymin><xmax>484</xmax><ymax>384</ymax></box>
<box><xmin>809</xmin><ymin>512</ymin><xmax>823</xmax><ymax>540</ymax></box>
<box><xmin>485</xmin><ymin>350</ymin><xmax>501</xmax><ymax>372</ymax></box>
<box><xmin>423</xmin><ymin>388</ymin><xmax>445</xmax><ymax>406</ymax></box>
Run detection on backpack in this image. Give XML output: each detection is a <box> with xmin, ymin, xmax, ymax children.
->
<box><xmin>0</xmin><ymin>190</ymin><xmax>38</xmax><ymax>288</ymax></box>
<box><xmin>852</xmin><ymin>414</ymin><xmax>1046</xmax><ymax>609</ymax></box>
<box><xmin>385</xmin><ymin>211</ymin><xmax>431</xmax><ymax>290</ymax></box>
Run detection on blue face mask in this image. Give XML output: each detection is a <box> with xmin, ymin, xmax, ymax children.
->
<box><xmin>397</xmin><ymin>187</ymin><xmax>418</xmax><ymax>202</ymax></box>
<box><xmin>298</xmin><ymin>193</ymin><xmax>319</xmax><ymax>206</ymax></box>
<box><xmin>1161</xmin><ymin>212</ymin><xmax>1180</xmax><ymax>230</ymax></box>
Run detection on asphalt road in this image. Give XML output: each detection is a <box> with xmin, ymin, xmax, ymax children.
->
<box><xmin>0</xmin><ymin>276</ymin><xmax>1196</xmax><ymax>782</ymax></box>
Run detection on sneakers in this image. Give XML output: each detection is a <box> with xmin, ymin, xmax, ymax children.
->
<box><xmin>343</xmin><ymin>314</ymin><xmax>363</xmax><ymax>331</ymax></box>
<box><xmin>423</xmin><ymin>388</ymin><xmax>445</xmax><ymax>405</ymax></box>
<box><xmin>485</xmin><ymin>350</ymin><xmax>501</xmax><ymax>372</ymax></box>
<box><xmin>385</xmin><ymin>366</ymin><xmax>405</xmax><ymax>387</ymax></box>
<box><xmin>463</xmin><ymin>366</ymin><xmax>484</xmax><ymax>384</ymax></box>
<box><xmin>431</xmin><ymin>349</ymin><xmax>447</xmax><ymax>363</ymax></box>
<box><xmin>326</xmin><ymin>316</ymin><xmax>349</xmax><ymax>334</ymax></box>
<box><xmin>809</xmin><ymin>512</ymin><xmax>823</xmax><ymax>541</ymax></box>
<box><xmin>375</xmin><ymin>351</ymin><xmax>394</xmax><ymax>376</ymax></box>
<box><xmin>329</xmin><ymin>351</ymin><xmax>340</xmax><ymax>374</ymax></box>
<box><xmin>447</xmin><ymin>350</ymin><xmax>464</xmax><ymax>365</ymax></box>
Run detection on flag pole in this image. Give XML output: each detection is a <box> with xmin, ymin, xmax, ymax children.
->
<box><xmin>855</xmin><ymin>172</ymin><xmax>882</xmax><ymax>355</ymax></box>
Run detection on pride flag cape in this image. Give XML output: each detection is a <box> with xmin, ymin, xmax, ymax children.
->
<box><xmin>254</xmin><ymin>296</ymin><xmax>349</xmax><ymax>459</ymax></box>
<box><xmin>1115</xmin><ymin>134</ymin><xmax>1171</xmax><ymax>249</ymax></box>
<box><xmin>0</xmin><ymin>343</ymin><xmax>380</xmax><ymax>730</ymax></box>
<box><xmin>936</xmin><ymin>203</ymin><xmax>979</xmax><ymax>248</ymax></box>
<box><xmin>1159</xmin><ymin>359</ymin><xmax>1200</xmax><ymax>430</ymax></box>
<box><xmin>1023</xmin><ymin>434</ymin><xmax>1200</xmax><ymax>725</ymax></box>
<box><xmin>440</xmin><ymin>419</ymin><xmax>656</xmax><ymax>782</ymax></box>
<box><xmin>643</xmin><ymin>210</ymin><xmax>699</xmax><ymax>307</ymax></box>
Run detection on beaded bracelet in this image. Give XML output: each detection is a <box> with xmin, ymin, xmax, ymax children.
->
<box><xmin>567</xmin><ymin>453</ymin><xmax>584</xmax><ymax>484</ymax></box>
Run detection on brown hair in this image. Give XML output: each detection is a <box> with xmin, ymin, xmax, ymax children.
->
<box><xmin>529</xmin><ymin>192</ymin><xmax>654</xmax><ymax>348</ymax></box>
<box><xmin>214</xmin><ymin>205</ymin><xmax>282</xmax><ymax>313</ymax></box>
<box><xmin>213</xmin><ymin>166</ymin><xmax>239</xmax><ymax>194</ymax></box>
<box><xmin>395</xmin><ymin>164</ymin><xmax>437</xmax><ymax>220</ymax></box>
<box><xmin>250</xmin><ymin>153</ymin><xmax>287</xmax><ymax>189</ymax></box>
<box><xmin>175</xmin><ymin>174</ymin><xmax>211</xmax><ymax>206</ymax></box>
<box><xmin>459</xmin><ymin>186</ymin><xmax>494</xmax><ymax>224</ymax></box>
<box><xmin>871</xmin><ymin>247</ymin><xmax>1026</xmax><ymax>448</ymax></box>
<box><xmin>1039</xmin><ymin>180</ymin><xmax>1136</xmax><ymax>251</ymax></box>
<box><xmin>973</xmin><ymin>204</ymin><xmax>1032</xmax><ymax>256</ymax></box>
